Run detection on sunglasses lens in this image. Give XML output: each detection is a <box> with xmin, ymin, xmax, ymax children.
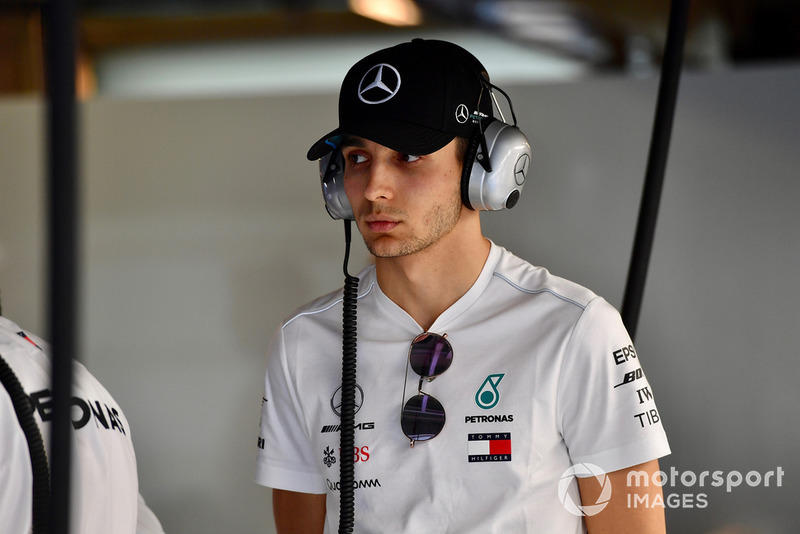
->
<box><xmin>401</xmin><ymin>394</ymin><xmax>446</xmax><ymax>442</ymax></box>
<box><xmin>409</xmin><ymin>333</ymin><xmax>453</xmax><ymax>378</ymax></box>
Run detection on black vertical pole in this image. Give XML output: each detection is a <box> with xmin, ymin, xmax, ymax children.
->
<box><xmin>621</xmin><ymin>0</ymin><xmax>690</xmax><ymax>340</ymax></box>
<box><xmin>43</xmin><ymin>0</ymin><xmax>78</xmax><ymax>532</ymax></box>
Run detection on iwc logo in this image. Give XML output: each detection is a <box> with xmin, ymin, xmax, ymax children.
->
<box><xmin>330</xmin><ymin>384</ymin><xmax>365</xmax><ymax>417</ymax></box>
<box><xmin>358</xmin><ymin>64</ymin><xmax>401</xmax><ymax>104</ymax></box>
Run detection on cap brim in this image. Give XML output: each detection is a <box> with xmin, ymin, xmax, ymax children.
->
<box><xmin>306</xmin><ymin>120</ymin><xmax>455</xmax><ymax>161</ymax></box>
<box><xmin>307</xmin><ymin>129</ymin><xmax>343</xmax><ymax>161</ymax></box>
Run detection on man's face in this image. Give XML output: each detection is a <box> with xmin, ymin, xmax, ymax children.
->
<box><xmin>341</xmin><ymin>136</ymin><xmax>465</xmax><ymax>259</ymax></box>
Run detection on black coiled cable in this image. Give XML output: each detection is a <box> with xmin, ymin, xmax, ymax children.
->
<box><xmin>0</xmin><ymin>352</ymin><xmax>50</xmax><ymax>534</ymax></box>
<box><xmin>338</xmin><ymin>220</ymin><xmax>359</xmax><ymax>534</ymax></box>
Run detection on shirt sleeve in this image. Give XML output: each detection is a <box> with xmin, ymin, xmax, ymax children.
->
<box><xmin>557</xmin><ymin>297</ymin><xmax>670</xmax><ymax>474</ymax></box>
<box><xmin>254</xmin><ymin>325</ymin><xmax>326</xmax><ymax>494</ymax></box>
<box><xmin>136</xmin><ymin>493</ymin><xmax>166</xmax><ymax>534</ymax></box>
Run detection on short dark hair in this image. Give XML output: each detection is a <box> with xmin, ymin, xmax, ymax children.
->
<box><xmin>455</xmin><ymin>136</ymin><xmax>470</xmax><ymax>163</ymax></box>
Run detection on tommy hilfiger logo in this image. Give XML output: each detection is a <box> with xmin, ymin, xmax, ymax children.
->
<box><xmin>475</xmin><ymin>374</ymin><xmax>504</xmax><ymax>409</ymax></box>
<box><xmin>468</xmin><ymin>433</ymin><xmax>511</xmax><ymax>462</ymax></box>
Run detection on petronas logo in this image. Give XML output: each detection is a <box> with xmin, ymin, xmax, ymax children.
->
<box><xmin>475</xmin><ymin>374</ymin><xmax>504</xmax><ymax>409</ymax></box>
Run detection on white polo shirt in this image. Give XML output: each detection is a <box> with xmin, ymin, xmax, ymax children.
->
<box><xmin>255</xmin><ymin>241</ymin><xmax>670</xmax><ymax>533</ymax></box>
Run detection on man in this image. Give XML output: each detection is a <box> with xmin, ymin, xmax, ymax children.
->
<box><xmin>255</xmin><ymin>38</ymin><xmax>670</xmax><ymax>533</ymax></box>
<box><xmin>0</xmin><ymin>314</ymin><xmax>165</xmax><ymax>533</ymax></box>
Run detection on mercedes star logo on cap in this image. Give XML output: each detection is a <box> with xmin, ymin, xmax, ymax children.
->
<box><xmin>455</xmin><ymin>104</ymin><xmax>470</xmax><ymax>124</ymax></box>
<box><xmin>358</xmin><ymin>63</ymin><xmax>401</xmax><ymax>104</ymax></box>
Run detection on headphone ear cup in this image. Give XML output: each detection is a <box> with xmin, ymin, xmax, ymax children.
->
<box><xmin>466</xmin><ymin>120</ymin><xmax>532</xmax><ymax>211</ymax></box>
<box><xmin>319</xmin><ymin>151</ymin><xmax>354</xmax><ymax>220</ymax></box>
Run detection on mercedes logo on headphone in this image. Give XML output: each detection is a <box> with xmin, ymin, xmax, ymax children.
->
<box><xmin>455</xmin><ymin>104</ymin><xmax>470</xmax><ymax>124</ymax></box>
<box><xmin>331</xmin><ymin>383</ymin><xmax>365</xmax><ymax>416</ymax></box>
<box><xmin>358</xmin><ymin>64</ymin><xmax>401</xmax><ymax>104</ymax></box>
<box><xmin>514</xmin><ymin>153</ymin><xmax>530</xmax><ymax>185</ymax></box>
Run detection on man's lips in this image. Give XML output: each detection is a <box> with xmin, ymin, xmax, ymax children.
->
<box><xmin>365</xmin><ymin>219</ymin><xmax>399</xmax><ymax>233</ymax></box>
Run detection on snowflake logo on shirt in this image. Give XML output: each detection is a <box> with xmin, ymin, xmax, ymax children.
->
<box><xmin>323</xmin><ymin>446</ymin><xmax>337</xmax><ymax>468</ymax></box>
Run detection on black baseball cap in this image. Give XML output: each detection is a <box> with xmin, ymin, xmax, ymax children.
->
<box><xmin>306</xmin><ymin>38</ymin><xmax>494</xmax><ymax>161</ymax></box>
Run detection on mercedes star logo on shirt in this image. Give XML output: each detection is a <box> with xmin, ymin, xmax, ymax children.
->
<box><xmin>331</xmin><ymin>384</ymin><xmax>365</xmax><ymax>416</ymax></box>
<box><xmin>358</xmin><ymin>64</ymin><xmax>401</xmax><ymax>104</ymax></box>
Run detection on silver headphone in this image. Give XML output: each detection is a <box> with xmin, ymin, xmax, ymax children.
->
<box><xmin>462</xmin><ymin>119</ymin><xmax>531</xmax><ymax>211</ymax></box>
<box><xmin>319</xmin><ymin>148</ymin><xmax>353</xmax><ymax>220</ymax></box>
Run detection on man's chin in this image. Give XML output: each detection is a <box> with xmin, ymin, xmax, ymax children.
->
<box><xmin>365</xmin><ymin>235</ymin><xmax>435</xmax><ymax>259</ymax></box>
<box><xmin>363</xmin><ymin>234</ymin><xmax>402</xmax><ymax>258</ymax></box>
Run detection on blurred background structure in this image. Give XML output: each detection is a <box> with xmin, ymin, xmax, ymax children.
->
<box><xmin>2</xmin><ymin>0</ymin><xmax>799</xmax><ymax>99</ymax></box>
<box><xmin>1</xmin><ymin>1</ymin><xmax>798</xmax><ymax>533</ymax></box>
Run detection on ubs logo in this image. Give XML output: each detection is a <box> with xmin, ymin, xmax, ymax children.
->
<box><xmin>330</xmin><ymin>383</ymin><xmax>364</xmax><ymax>416</ymax></box>
<box><xmin>358</xmin><ymin>64</ymin><xmax>401</xmax><ymax>104</ymax></box>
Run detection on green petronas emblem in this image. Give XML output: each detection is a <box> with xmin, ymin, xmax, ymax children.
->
<box><xmin>475</xmin><ymin>374</ymin><xmax>505</xmax><ymax>409</ymax></box>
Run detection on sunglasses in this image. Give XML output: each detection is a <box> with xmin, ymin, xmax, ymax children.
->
<box><xmin>400</xmin><ymin>332</ymin><xmax>454</xmax><ymax>447</ymax></box>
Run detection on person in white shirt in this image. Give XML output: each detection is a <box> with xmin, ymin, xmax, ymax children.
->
<box><xmin>255</xmin><ymin>38</ymin><xmax>670</xmax><ymax>533</ymax></box>
<box><xmin>0</xmin><ymin>314</ymin><xmax>165</xmax><ymax>534</ymax></box>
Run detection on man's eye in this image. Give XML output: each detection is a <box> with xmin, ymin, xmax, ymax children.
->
<box><xmin>400</xmin><ymin>154</ymin><xmax>421</xmax><ymax>163</ymax></box>
<box><xmin>347</xmin><ymin>153</ymin><xmax>367</xmax><ymax>165</ymax></box>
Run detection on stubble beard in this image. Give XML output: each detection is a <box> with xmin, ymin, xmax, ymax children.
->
<box><xmin>361</xmin><ymin>193</ymin><xmax>464</xmax><ymax>259</ymax></box>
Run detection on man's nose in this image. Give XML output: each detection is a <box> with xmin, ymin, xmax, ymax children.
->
<box><xmin>363</xmin><ymin>160</ymin><xmax>395</xmax><ymax>202</ymax></box>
